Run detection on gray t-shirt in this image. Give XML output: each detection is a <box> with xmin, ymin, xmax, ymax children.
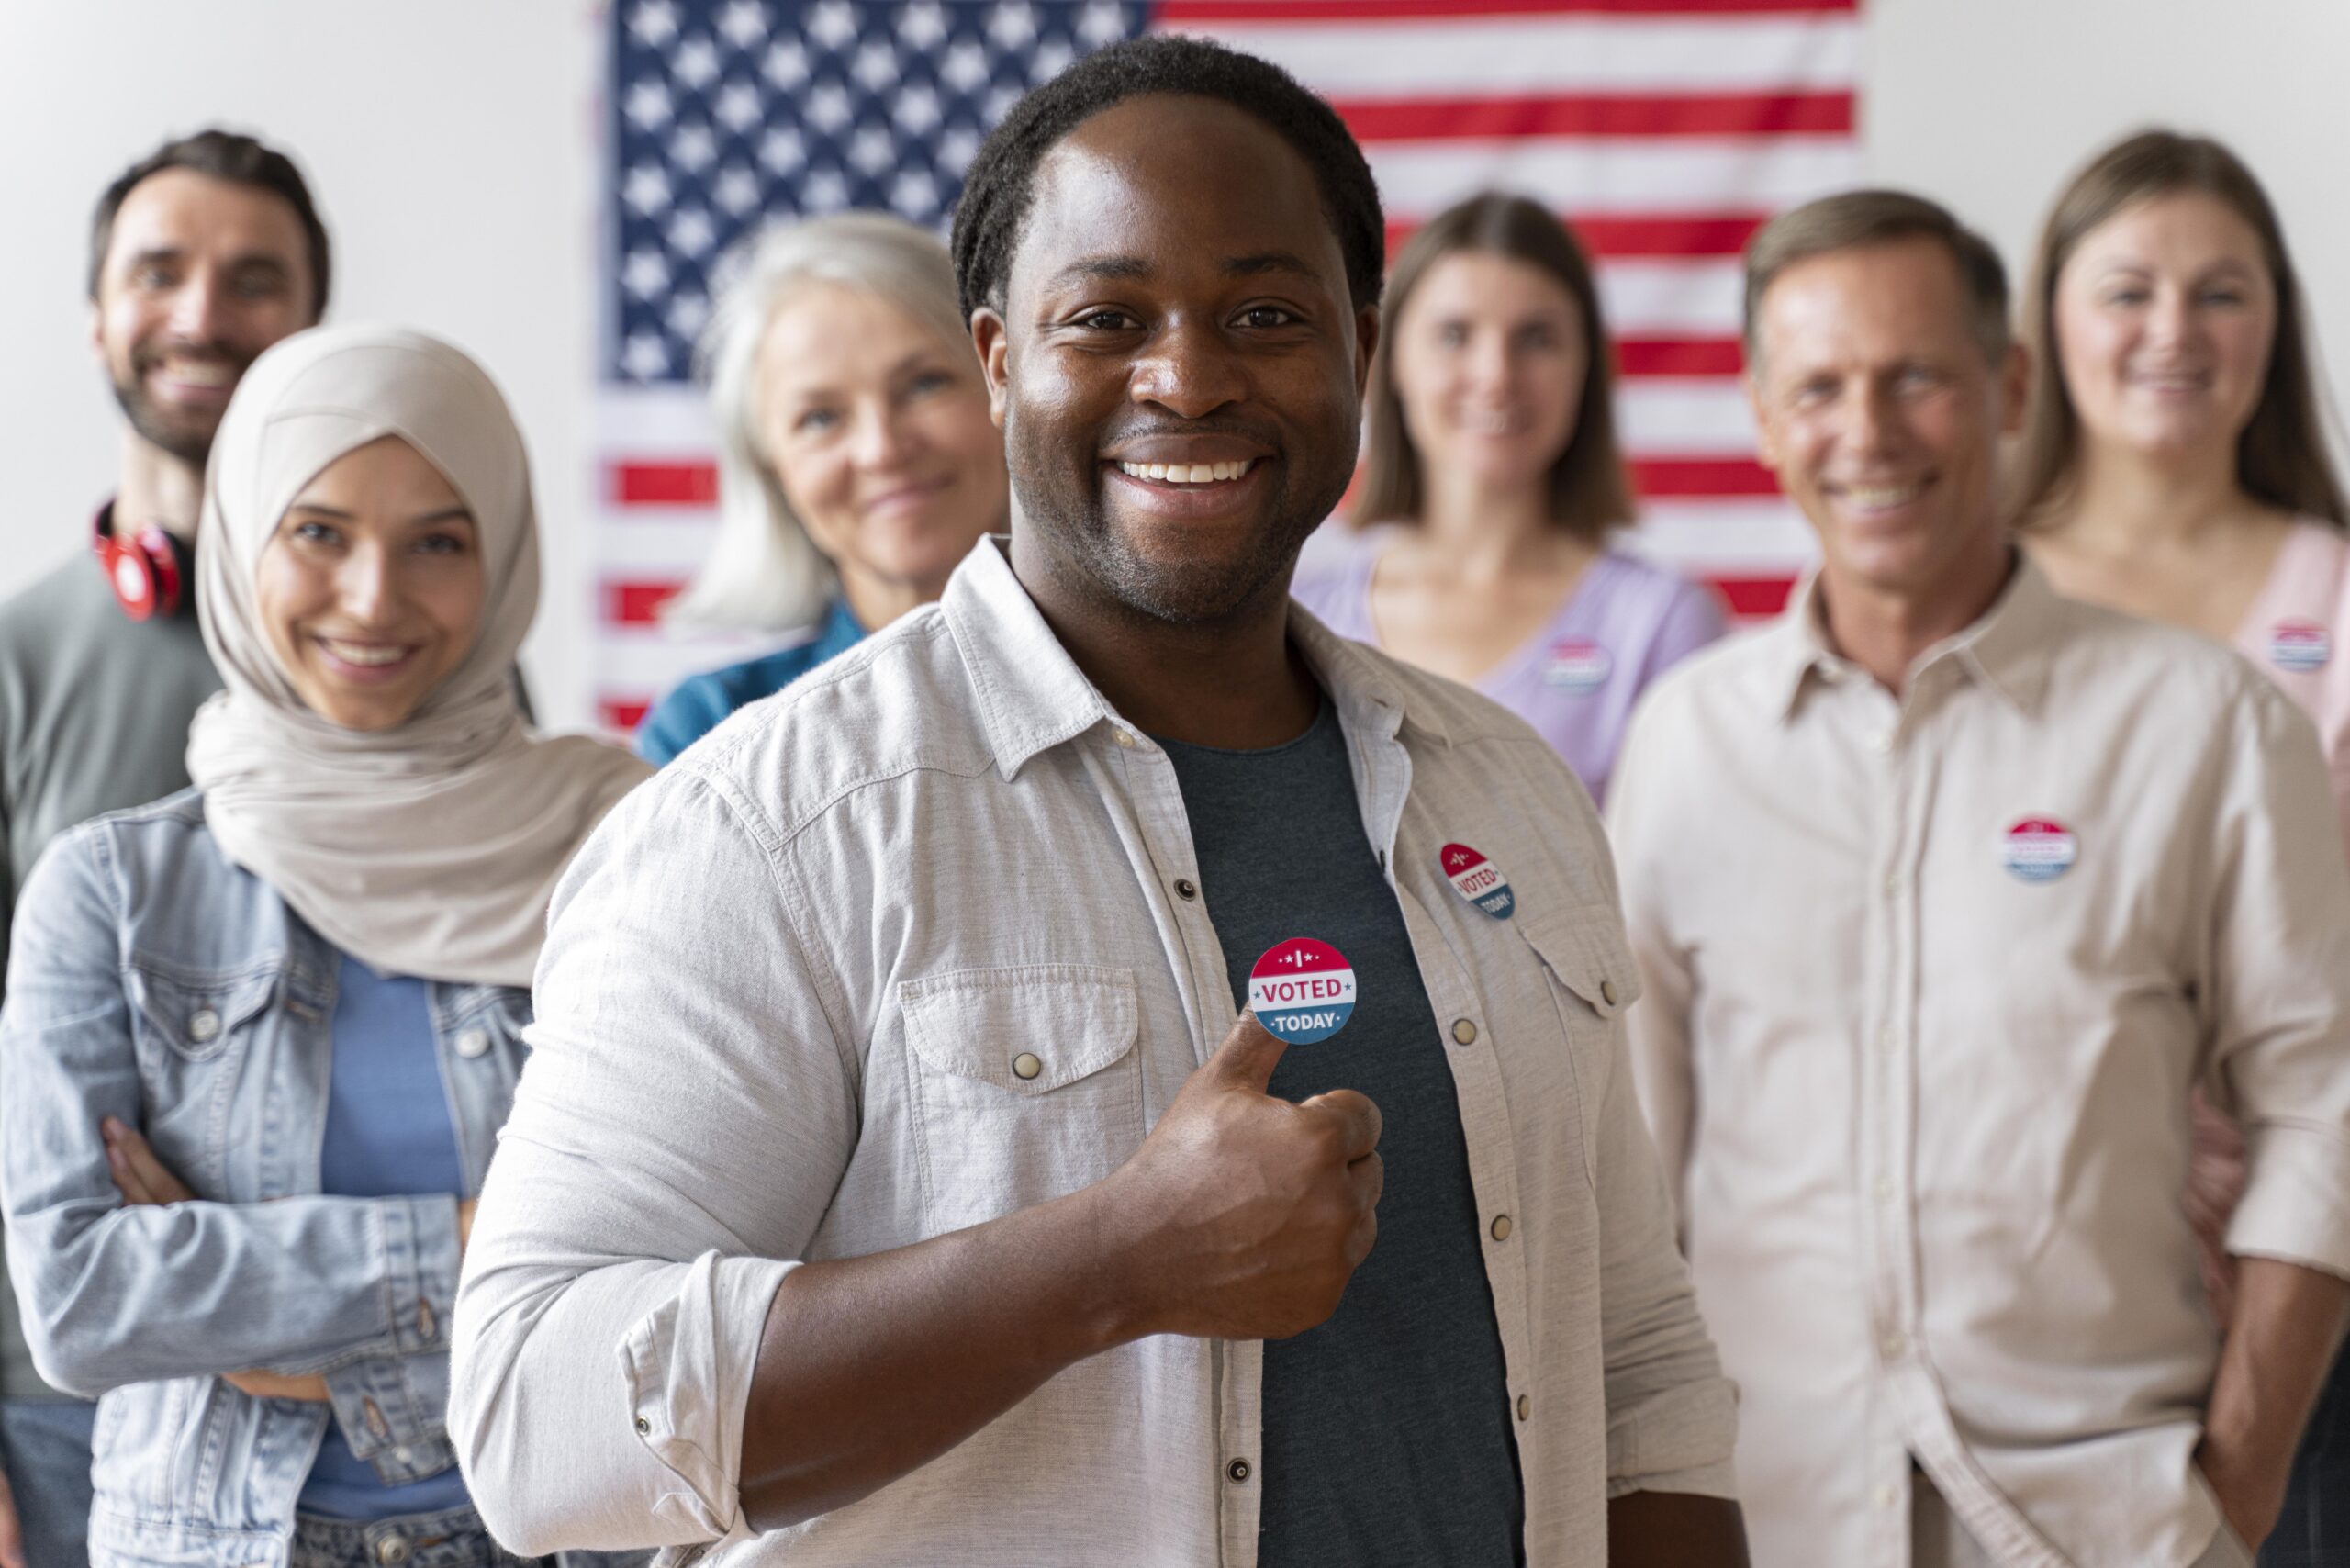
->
<box><xmin>1160</xmin><ymin>700</ymin><xmax>1522</xmax><ymax>1568</ymax></box>
<box><xmin>0</xmin><ymin>535</ymin><xmax>222</xmax><ymax>1397</ymax></box>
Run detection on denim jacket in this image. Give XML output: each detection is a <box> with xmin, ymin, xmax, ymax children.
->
<box><xmin>0</xmin><ymin>790</ymin><xmax>529</xmax><ymax>1567</ymax></box>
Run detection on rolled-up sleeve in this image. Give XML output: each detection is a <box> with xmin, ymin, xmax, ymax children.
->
<box><xmin>450</xmin><ymin>768</ymin><xmax>856</xmax><ymax>1556</ymax></box>
<box><xmin>2206</xmin><ymin>685</ymin><xmax>2350</xmax><ymax>1279</ymax></box>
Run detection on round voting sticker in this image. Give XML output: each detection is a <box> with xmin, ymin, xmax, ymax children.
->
<box><xmin>1440</xmin><ymin>842</ymin><xmax>1516</xmax><ymax>919</ymax></box>
<box><xmin>1249</xmin><ymin>938</ymin><xmax>1358</xmax><ymax>1044</ymax></box>
<box><xmin>2270</xmin><ymin>620</ymin><xmax>2332</xmax><ymax>674</ymax></box>
<box><xmin>1542</xmin><ymin>638</ymin><xmax>1612</xmax><ymax>694</ymax></box>
<box><xmin>2002</xmin><ymin>818</ymin><xmax>2076</xmax><ymax>883</ymax></box>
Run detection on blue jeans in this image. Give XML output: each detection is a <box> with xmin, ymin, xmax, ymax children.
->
<box><xmin>0</xmin><ymin>1398</ymin><xmax>94</xmax><ymax>1568</ymax></box>
<box><xmin>2264</xmin><ymin>1342</ymin><xmax>2350</xmax><ymax>1565</ymax></box>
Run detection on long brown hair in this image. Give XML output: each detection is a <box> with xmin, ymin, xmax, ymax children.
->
<box><xmin>2012</xmin><ymin>129</ymin><xmax>2346</xmax><ymax>529</ymax></box>
<box><xmin>1352</xmin><ymin>192</ymin><xmax>1634</xmax><ymax>540</ymax></box>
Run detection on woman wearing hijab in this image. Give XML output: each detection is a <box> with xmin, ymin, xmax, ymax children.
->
<box><xmin>0</xmin><ymin>324</ymin><xmax>649</xmax><ymax>1568</ymax></box>
<box><xmin>1292</xmin><ymin>192</ymin><xmax>1725</xmax><ymax>806</ymax></box>
<box><xmin>635</xmin><ymin>212</ymin><xmax>1008</xmax><ymax>763</ymax></box>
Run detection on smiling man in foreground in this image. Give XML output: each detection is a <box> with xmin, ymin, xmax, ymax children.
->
<box><xmin>451</xmin><ymin>37</ymin><xmax>1745</xmax><ymax>1567</ymax></box>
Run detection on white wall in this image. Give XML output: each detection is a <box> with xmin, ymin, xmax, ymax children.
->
<box><xmin>6</xmin><ymin>1</ymin><xmax>2349</xmax><ymax>730</ymax></box>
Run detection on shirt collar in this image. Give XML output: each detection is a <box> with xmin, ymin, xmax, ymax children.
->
<box><xmin>938</xmin><ymin>536</ymin><xmax>1452</xmax><ymax>778</ymax></box>
<box><xmin>1762</xmin><ymin>551</ymin><xmax>2060</xmax><ymax>722</ymax></box>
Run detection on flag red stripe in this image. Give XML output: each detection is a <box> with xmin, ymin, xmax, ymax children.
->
<box><xmin>611</xmin><ymin>462</ymin><xmax>718</xmax><ymax>506</ymax></box>
<box><xmin>1615</xmin><ymin>336</ymin><xmax>1747</xmax><ymax>376</ymax></box>
<box><xmin>1704</xmin><ymin>573</ymin><xmax>1798</xmax><ymax>616</ymax></box>
<box><xmin>1631</xmin><ymin>457</ymin><xmax>1779</xmax><ymax>498</ymax></box>
<box><xmin>1386</xmin><ymin>213</ymin><xmax>1764</xmax><ymax>261</ymax></box>
<box><xmin>1161</xmin><ymin>0</ymin><xmax>1855</xmax><ymax>18</ymax></box>
<box><xmin>599</xmin><ymin>698</ymin><xmax>651</xmax><ymax>733</ymax></box>
<box><xmin>605</xmin><ymin>580</ymin><xmax>685</xmax><ymax>625</ymax></box>
<box><xmin>1340</xmin><ymin>91</ymin><xmax>1851</xmax><ymax>142</ymax></box>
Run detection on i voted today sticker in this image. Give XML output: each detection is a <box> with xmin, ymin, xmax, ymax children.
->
<box><xmin>2270</xmin><ymin>620</ymin><xmax>2333</xmax><ymax>674</ymax></box>
<box><xmin>1248</xmin><ymin>938</ymin><xmax>1358</xmax><ymax>1044</ymax></box>
<box><xmin>1542</xmin><ymin>638</ymin><xmax>1613</xmax><ymax>694</ymax></box>
<box><xmin>1440</xmin><ymin>842</ymin><xmax>1516</xmax><ymax>919</ymax></box>
<box><xmin>2001</xmin><ymin>818</ymin><xmax>2077</xmax><ymax>883</ymax></box>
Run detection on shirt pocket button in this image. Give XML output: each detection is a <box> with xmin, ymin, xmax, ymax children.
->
<box><xmin>186</xmin><ymin>1008</ymin><xmax>221</xmax><ymax>1046</ymax></box>
<box><xmin>454</xmin><ymin>1026</ymin><xmax>491</xmax><ymax>1059</ymax></box>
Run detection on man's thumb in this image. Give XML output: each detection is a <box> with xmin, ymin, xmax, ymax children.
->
<box><xmin>1206</xmin><ymin>1011</ymin><xmax>1289</xmax><ymax>1093</ymax></box>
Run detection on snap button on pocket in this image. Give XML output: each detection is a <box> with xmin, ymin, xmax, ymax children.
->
<box><xmin>375</xmin><ymin>1533</ymin><xmax>412</xmax><ymax>1566</ymax></box>
<box><xmin>1012</xmin><ymin>1052</ymin><xmax>1044</xmax><ymax>1081</ymax></box>
<box><xmin>454</xmin><ymin>1026</ymin><xmax>491</xmax><ymax>1058</ymax></box>
<box><xmin>1600</xmin><ymin>980</ymin><xmax>1617</xmax><ymax>1006</ymax></box>
<box><xmin>187</xmin><ymin>1008</ymin><xmax>221</xmax><ymax>1046</ymax></box>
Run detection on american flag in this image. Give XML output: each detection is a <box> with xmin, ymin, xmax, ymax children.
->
<box><xmin>597</xmin><ymin>0</ymin><xmax>1859</xmax><ymax>735</ymax></box>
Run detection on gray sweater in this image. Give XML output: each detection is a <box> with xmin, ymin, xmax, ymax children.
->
<box><xmin>0</xmin><ymin>541</ymin><xmax>221</xmax><ymax>1398</ymax></box>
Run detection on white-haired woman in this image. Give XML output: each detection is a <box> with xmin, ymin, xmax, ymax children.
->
<box><xmin>636</xmin><ymin>212</ymin><xmax>1009</xmax><ymax>764</ymax></box>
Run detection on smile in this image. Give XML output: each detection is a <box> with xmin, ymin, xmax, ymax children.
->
<box><xmin>315</xmin><ymin>637</ymin><xmax>422</xmax><ymax>680</ymax></box>
<box><xmin>1115</xmin><ymin>458</ymin><xmax>1258</xmax><ymax>486</ymax></box>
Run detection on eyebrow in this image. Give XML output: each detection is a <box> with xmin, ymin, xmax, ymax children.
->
<box><xmin>1045</xmin><ymin>251</ymin><xmax>1326</xmax><ymax>287</ymax></box>
<box><xmin>118</xmin><ymin>246</ymin><xmax>293</xmax><ymax>279</ymax></box>
<box><xmin>285</xmin><ymin>501</ymin><xmax>476</xmax><ymax>527</ymax></box>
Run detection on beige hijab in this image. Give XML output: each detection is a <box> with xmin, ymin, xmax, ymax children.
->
<box><xmin>187</xmin><ymin>324</ymin><xmax>650</xmax><ymax>987</ymax></box>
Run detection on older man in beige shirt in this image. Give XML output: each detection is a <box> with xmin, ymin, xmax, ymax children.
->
<box><xmin>1610</xmin><ymin>189</ymin><xmax>2350</xmax><ymax>1568</ymax></box>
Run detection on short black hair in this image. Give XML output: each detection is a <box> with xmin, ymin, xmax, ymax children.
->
<box><xmin>950</xmin><ymin>36</ymin><xmax>1383</xmax><ymax>323</ymax></box>
<box><xmin>89</xmin><ymin>129</ymin><xmax>331</xmax><ymax>319</ymax></box>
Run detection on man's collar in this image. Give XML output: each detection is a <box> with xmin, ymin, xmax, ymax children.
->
<box><xmin>1762</xmin><ymin>551</ymin><xmax>2059</xmax><ymax>722</ymax></box>
<box><xmin>938</xmin><ymin>536</ymin><xmax>1451</xmax><ymax>778</ymax></box>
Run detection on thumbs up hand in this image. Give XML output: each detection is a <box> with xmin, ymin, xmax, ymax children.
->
<box><xmin>1104</xmin><ymin>1011</ymin><xmax>1383</xmax><ymax>1342</ymax></box>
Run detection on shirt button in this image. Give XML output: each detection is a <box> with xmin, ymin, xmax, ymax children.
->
<box><xmin>1012</xmin><ymin>1052</ymin><xmax>1044</xmax><ymax>1081</ymax></box>
<box><xmin>1489</xmin><ymin>1215</ymin><xmax>1513</xmax><ymax>1241</ymax></box>
<box><xmin>187</xmin><ymin>1008</ymin><xmax>221</xmax><ymax>1045</ymax></box>
<box><xmin>1226</xmin><ymin>1458</ymin><xmax>1251</xmax><ymax>1484</ymax></box>
<box><xmin>1874</xmin><ymin>1176</ymin><xmax>1896</xmax><ymax>1202</ymax></box>
<box><xmin>375</xmin><ymin>1534</ymin><xmax>413</xmax><ymax>1566</ymax></box>
<box><xmin>392</xmin><ymin>1445</ymin><xmax>412</xmax><ymax>1465</ymax></box>
<box><xmin>1599</xmin><ymin>979</ymin><xmax>1618</xmax><ymax>1006</ymax></box>
<box><xmin>1878</xmin><ymin>1026</ymin><xmax>1899</xmax><ymax>1053</ymax></box>
<box><xmin>1516</xmin><ymin>1394</ymin><xmax>1531</xmax><ymax>1422</ymax></box>
<box><xmin>1450</xmin><ymin>1018</ymin><xmax>1477</xmax><ymax>1046</ymax></box>
<box><xmin>1882</xmin><ymin>871</ymin><xmax>1905</xmax><ymax>897</ymax></box>
<box><xmin>454</xmin><ymin>1026</ymin><xmax>491</xmax><ymax>1058</ymax></box>
<box><xmin>635</xmin><ymin>1415</ymin><xmax>651</xmax><ymax>1436</ymax></box>
<box><xmin>1875</xmin><ymin>1484</ymin><xmax>1900</xmax><ymax>1510</ymax></box>
<box><xmin>1881</xmin><ymin>1331</ymin><xmax>1907</xmax><ymax>1359</ymax></box>
<box><xmin>1872</xmin><ymin>732</ymin><xmax>1895</xmax><ymax>754</ymax></box>
<box><xmin>1174</xmin><ymin>879</ymin><xmax>1198</xmax><ymax>902</ymax></box>
<box><xmin>1114</xmin><ymin>730</ymin><xmax>1136</xmax><ymax>749</ymax></box>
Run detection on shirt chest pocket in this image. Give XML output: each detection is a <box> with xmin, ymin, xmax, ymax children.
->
<box><xmin>1516</xmin><ymin>908</ymin><xmax>1641</xmax><ymax>1190</ymax></box>
<box><xmin>898</xmin><ymin>964</ymin><xmax>1143</xmax><ymax>1236</ymax></box>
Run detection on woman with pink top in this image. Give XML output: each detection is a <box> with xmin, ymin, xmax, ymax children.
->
<box><xmin>2016</xmin><ymin>129</ymin><xmax>2350</xmax><ymax>1566</ymax></box>
<box><xmin>1291</xmin><ymin>192</ymin><xmax>1723</xmax><ymax>807</ymax></box>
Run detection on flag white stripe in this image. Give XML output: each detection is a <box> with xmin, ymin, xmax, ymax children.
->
<box><xmin>1616</xmin><ymin>378</ymin><xmax>1758</xmax><ymax>454</ymax></box>
<box><xmin>1596</xmin><ymin>258</ymin><xmax>1744</xmax><ymax>337</ymax></box>
<box><xmin>1162</xmin><ymin>15</ymin><xmax>1861</xmax><ymax>95</ymax></box>
<box><xmin>1369</xmin><ymin>138</ymin><xmax>1863</xmax><ymax>217</ymax></box>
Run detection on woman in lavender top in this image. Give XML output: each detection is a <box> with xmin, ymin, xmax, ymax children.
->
<box><xmin>1292</xmin><ymin>193</ymin><xmax>1723</xmax><ymax>805</ymax></box>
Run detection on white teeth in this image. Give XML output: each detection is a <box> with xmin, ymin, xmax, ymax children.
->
<box><xmin>1844</xmin><ymin>483</ymin><xmax>1925</xmax><ymax>509</ymax></box>
<box><xmin>1117</xmin><ymin>458</ymin><xmax>1256</xmax><ymax>484</ymax></box>
<box><xmin>162</xmin><ymin>360</ymin><xmax>233</xmax><ymax>386</ymax></box>
<box><xmin>321</xmin><ymin>640</ymin><xmax>407</xmax><ymax>666</ymax></box>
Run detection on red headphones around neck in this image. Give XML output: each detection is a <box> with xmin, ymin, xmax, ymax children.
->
<box><xmin>93</xmin><ymin>509</ymin><xmax>189</xmax><ymax>622</ymax></box>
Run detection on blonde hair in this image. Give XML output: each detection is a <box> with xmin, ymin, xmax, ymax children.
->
<box><xmin>662</xmin><ymin>212</ymin><xmax>975</xmax><ymax>631</ymax></box>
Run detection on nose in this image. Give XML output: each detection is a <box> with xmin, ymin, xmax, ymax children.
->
<box><xmin>1465</xmin><ymin>329</ymin><xmax>1511</xmax><ymax>395</ymax></box>
<box><xmin>2147</xmin><ymin>286</ymin><xmax>2194</xmax><ymax>349</ymax></box>
<box><xmin>1841</xmin><ymin>381</ymin><xmax>1897</xmax><ymax>457</ymax></box>
<box><xmin>847</xmin><ymin>401</ymin><xmax>911</xmax><ymax>470</ymax></box>
<box><xmin>1129</xmin><ymin>316</ymin><xmax>1245</xmax><ymax>420</ymax></box>
<box><xmin>164</xmin><ymin>268</ymin><xmax>229</xmax><ymax>343</ymax></box>
<box><xmin>337</xmin><ymin>540</ymin><xmax>397</xmax><ymax>623</ymax></box>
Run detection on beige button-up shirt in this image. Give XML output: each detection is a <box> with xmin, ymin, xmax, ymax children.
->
<box><xmin>1610</xmin><ymin>560</ymin><xmax>2350</xmax><ymax>1568</ymax></box>
<box><xmin>451</xmin><ymin>540</ymin><xmax>1736</xmax><ymax>1566</ymax></box>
